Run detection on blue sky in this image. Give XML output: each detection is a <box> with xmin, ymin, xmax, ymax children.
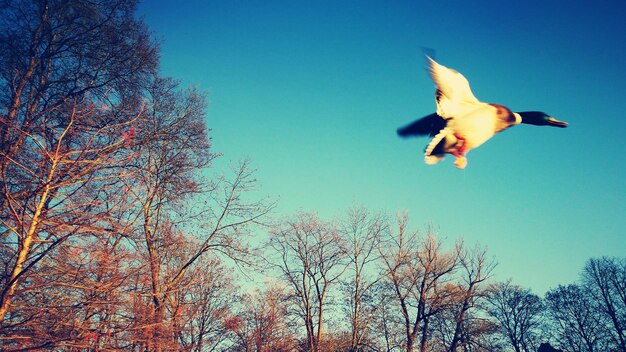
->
<box><xmin>138</xmin><ymin>0</ymin><xmax>626</xmax><ymax>294</ymax></box>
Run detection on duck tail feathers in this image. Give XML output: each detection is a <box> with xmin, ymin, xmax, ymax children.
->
<box><xmin>424</xmin><ymin>154</ymin><xmax>444</xmax><ymax>165</ymax></box>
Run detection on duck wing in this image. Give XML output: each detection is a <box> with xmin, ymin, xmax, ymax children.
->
<box><xmin>397</xmin><ymin>113</ymin><xmax>447</xmax><ymax>137</ymax></box>
<box><xmin>427</xmin><ymin>56</ymin><xmax>480</xmax><ymax>118</ymax></box>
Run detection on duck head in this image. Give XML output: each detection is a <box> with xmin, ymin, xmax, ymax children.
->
<box><xmin>517</xmin><ymin>111</ymin><xmax>568</xmax><ymax>128</ymax></box>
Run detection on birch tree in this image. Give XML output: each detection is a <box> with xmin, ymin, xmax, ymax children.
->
<box><xmin>0</xmin><ymin>0</ymin><xmax>157</xmax><ymax>329</ymax></box>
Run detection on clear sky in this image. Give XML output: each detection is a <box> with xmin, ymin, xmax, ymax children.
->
<box><xmin>138</xmin><ymin>0</ymin><xmax>626</xmax><ymax>294</ymax></box>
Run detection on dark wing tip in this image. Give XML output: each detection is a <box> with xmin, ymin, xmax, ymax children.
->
<box><xmin>397</xmin><ymin>113</ymin><xmax>447</xmax><ymax>138</ymax></box>
<box><xmin>421</xmin><ymin>47</ymin><xmax>437</xmax><ymax>61</ymax></box>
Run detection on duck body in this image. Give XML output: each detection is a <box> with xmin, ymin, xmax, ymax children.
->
<box><xmin>448</xmin><ymin>103</ymin><xmax>521</xmax><ymax>148</ymax></box>
<box><xmin>398</xmin><ymin>56</ymin><xmax>567</xmax><ymax>169</ymax></box>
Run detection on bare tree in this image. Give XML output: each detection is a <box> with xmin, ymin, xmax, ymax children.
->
<box><xmin>228</xmin><ymin>283</ymin><xmax>296</xmax><ymax>352</ymax></box>
<box><xmin>484</xmin><ymin>280</ymin><xmax>544</xmax><ymax>352</ymax></box>
<box><xmin>0</xmin><ymin>1</ymin><xmax>276</xmax><ymax>350</ymax></box>
<box><xmin>267</xmin><ymin>213</ymin><xmax>347</xmax><ymax>352</ymax></box>
<box><xmin>123</xmin><ymin>76</ymin><xmax>214</xmax><ymax>350</ymax></box>
<box><xmin>378</xmin><ymin>214</ymin><xmax>458</xmax><ymax>352</ymax></box>
<box><xmin>0</xmin><ymin>96</ymin><xmax>144</xmax><ymax>335</ymax></box>
<box><xmin>339</xmin><ymin>206</ymin><xmax>387</xmax><ymax>352</ymax></box>
<box><xmin>545</xmin><ymin>284</ymin><xmax>606</xmax><ymax>352</ymax></box>
<box><xmin>0</xmin><ymin>0</ymin><xmax>157</xmax><ymax>327</ymax></box>
<box><xmin>370</xmin><ymin>281</ymin><xmax>406</xmax><ymax>352</ymax></box>
<box><xmin>0</xmin><ymin>182</ymin><xmax>147</xmax><ymax>350</ymax></box>
<box><xmin>582</xmin><ymin>257</ymin><xmax>626</xmax><ymax>352</ymax></box>
<box><xmin>122</xmin><ymin>76</ymin><xmax>272</xmax><ymax>351</ymax></box>
<box><xmin>445</xmin><ymin>244</ymin><xmax>496</xmax><ymax>352</ymax></box>
<box><xmin>171</xmin><ymin>256</ymin><xmax>239</xmax><ymax>352</ymax></box>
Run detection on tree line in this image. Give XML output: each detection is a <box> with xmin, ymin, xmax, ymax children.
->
<box><xmin>1</xmin><ymin>1</ymin><xmax>624</xmax><ymax>351</ymax></box>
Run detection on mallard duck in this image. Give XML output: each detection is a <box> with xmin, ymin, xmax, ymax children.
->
<box><xmin>397</xmin><ymin>56</ymin><xmax>568</xmax><ymax>169</ymax></box>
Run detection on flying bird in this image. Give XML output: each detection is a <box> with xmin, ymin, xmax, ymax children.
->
<box><xmin>397</xmin><ymin>56</ymin><xmax>568</xmax><ymax>169</ymax></box>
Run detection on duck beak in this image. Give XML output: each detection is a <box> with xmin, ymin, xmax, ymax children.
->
<box><xmin>547</xmin><ymin>117</ymin><xmax>568</xmax><ymax>128</ymax></box>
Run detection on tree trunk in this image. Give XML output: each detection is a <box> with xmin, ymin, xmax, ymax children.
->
<box><xmin>316</xmin><ymin>296</ymin><xmax>324</xmax><ymax>352</ymax></box>
<box><xmin>406</xmin><ymin>337</ymin><xmax>415</xmax><ymax>352</ymax></box>
<box><xmin>419</xmin><ymin>316</ymin><xmax>429</xmax><ymax>352</ymax></box>
<box><xmin>144</xmin><ymin>205</ymin><xmax>164</xmax><ymax>352</ymax></box>
<box><xmin>449</xmin><ymin>284</ymin><xmax>474</xmax><ymax>352</ymax></box>
<box><xmin>305</xmin><ymin>311</ymin><xmax>315</xmax><ymax>352</ymax></box>
<box><xmin>351</xmin><ymin>275</ymin><xmax>360</xmax><ymax>351</ymax></box>
<box><xmin>0</xmin><ymin>162</ymin><xmax>55</xmax><ymax>322</ymax></box>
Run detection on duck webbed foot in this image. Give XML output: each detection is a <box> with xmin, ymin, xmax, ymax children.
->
<box><xmin>453</xmin><ymin>155</ymin><xmax>467</xmax><ymax>169</ymax></box>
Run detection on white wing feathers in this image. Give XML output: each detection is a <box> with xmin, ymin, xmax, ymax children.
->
<box><xmin>427</xmin><ymin>56</ymin><xmax>480</xmax><ymax>118</ymax></box>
